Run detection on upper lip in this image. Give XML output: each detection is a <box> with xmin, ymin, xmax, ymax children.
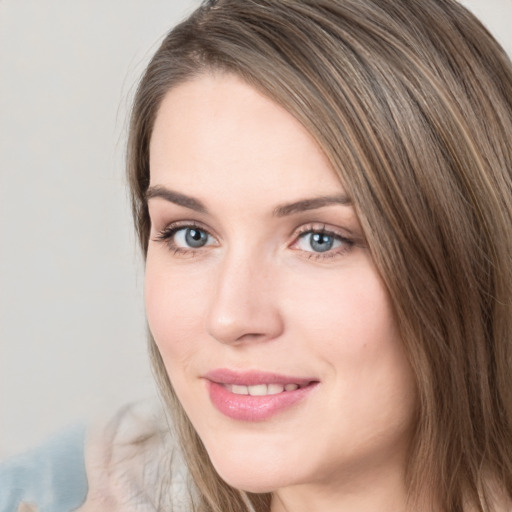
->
<box><xmin>204</xmin><ymin>368</ymin><xmax>317</xmax><ymax>387</ymax></box>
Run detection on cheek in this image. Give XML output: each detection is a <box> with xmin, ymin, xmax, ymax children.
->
<box><xmin>144</xmin><ymin>253</ymin><xmax>207</xmax><ymax>364</ymax></box>
<box><xmin>287</xmin><ymin>260</ymin><xmax>399</xmax><ymax>359</ymax></box>
<box><xmin>287</xmin><ymin>262</ymin><xmax>414</xmax><ymax>418</ymax></box>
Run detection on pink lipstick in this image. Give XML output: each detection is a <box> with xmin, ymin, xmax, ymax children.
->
<box><xmin>204</xmin><ymin>369</ymin><xmax>318</xmax><ymax>422</ymax></box>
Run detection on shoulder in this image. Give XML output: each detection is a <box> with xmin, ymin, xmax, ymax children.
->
<box><xmin>76</xmin><ymin>399</ymin><xmax>192</xmax><ymax>512</ymax></box>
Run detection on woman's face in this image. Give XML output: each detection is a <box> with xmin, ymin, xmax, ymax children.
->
<box><xmin>145</xmin><ymin>73</ymin><xmax>417</xmax><ymax>497</ymax></box>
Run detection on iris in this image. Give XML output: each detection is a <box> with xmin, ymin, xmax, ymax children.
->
<box><xmin>309</xmin><ymin>232</ymin><xmax>334</xmax><ymax>252</ymax></box>
<box><xmin>185</xmin><ymin>228</ymin><xmax>208</xmax><ymax>248</ymax></box>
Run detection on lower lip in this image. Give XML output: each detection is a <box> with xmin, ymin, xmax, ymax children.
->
<box><xmin>207</xmin><ymin>381</ymin><xmax>317</xmax><ymax>422</ymax></box>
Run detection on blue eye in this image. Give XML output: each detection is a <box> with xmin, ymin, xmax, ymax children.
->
<box><xmin>173</xmin><ymin>227</ymin><xmax>212</xmax><ymax>248</ymax></box>
<box><xmin>154</xmin><ymin>224</ymin><xmax>215</xmax><ymax>253</ymax></box>
<box><xmin>296</xmin><ymin>231</ymin><xmax>344</xmax><ymax>253</ymax></box>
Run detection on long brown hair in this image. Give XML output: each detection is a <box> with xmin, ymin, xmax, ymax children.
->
<box><xmin>127</xmin><ymin>1</ymin><xmax>512</xmax><ymax>511</ymax></box>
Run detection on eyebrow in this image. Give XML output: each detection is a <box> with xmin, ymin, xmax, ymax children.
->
<box><xmin>146</xmin><ymin>185</ymin><xmax>208</xmax><ymax>213</ymax></box>
<box><xmin>146</xmin><ymin>185</ymin><xmax>351</xmax><ymax>216</ymax></box>
<box><xmin>273</xmin><ymin>194</ymin><xmax>352</xmax><ymax>216</ymax></box>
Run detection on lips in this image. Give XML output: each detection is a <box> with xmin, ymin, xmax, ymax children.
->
<box><xmin>204</xmin><ymin>369</ymin><xmax>318</xmax><ymax>421</ymax></box>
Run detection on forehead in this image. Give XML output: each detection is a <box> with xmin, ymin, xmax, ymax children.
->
<box><xmin>149</xmin><ymin>73</ymin><xmax>345</xmax><ymax>204</ymax></box>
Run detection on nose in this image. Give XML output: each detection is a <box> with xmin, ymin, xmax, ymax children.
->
<box><xmin>205</xmin><ymin>251</ymin><xmax>284</xmax><ymax>345</ymax></box>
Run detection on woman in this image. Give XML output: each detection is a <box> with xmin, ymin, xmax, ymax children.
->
<box><xmin>77</xmin><ymin>0</ymin><xmax>512</xmax><ymax>511</ymax></box>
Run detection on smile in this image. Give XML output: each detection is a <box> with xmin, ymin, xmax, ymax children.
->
<box><xmin>225</xmin><ymin>383</ymin><xmax>301</xmax><ymax>395</ymax></box>
<box><xmin>204</xmin><ymin>369</ymin><xmax>318</xmax><ymax>421</ymax></box>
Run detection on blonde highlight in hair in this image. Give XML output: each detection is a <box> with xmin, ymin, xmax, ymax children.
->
<box><xmin>128</xmin><ymin>1</ymin><xmax>512</xmax><ymax>511</ymax></box>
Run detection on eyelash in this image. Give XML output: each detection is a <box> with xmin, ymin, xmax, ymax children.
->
<box><xmin>153</xmin><ymin>221</ymin><xmax>212</xmax><ymax>258</ymax></box>
<box><xmin>292</xmin><ymin>224</ymin><xmax>355</xmax><ymax>261</ymax></box>
<box><xmin>153</xmin><ymin>221</ymin><xmax>355</xmax><ymax>260</ymax></box>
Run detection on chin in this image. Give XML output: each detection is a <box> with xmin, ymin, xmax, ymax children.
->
<box><xmin>205</xmin><ymin>441</ymin><xmax>305</xmax><ymax>494</ymax></box>
<box><xmin>212</xmin><ymin>464</ymin><xmax>288</xmax><ymax>494</ymax></box>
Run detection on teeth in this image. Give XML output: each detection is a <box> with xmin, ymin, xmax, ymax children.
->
<box><xmin>248</xmin><ymin>384</ymin><xmax>267</xmax><ymax>396</ymax></box>
<box><xmin>227</xmin><ymin>383</ymin><xmax>300</xmax><ymax>396</ymax></box>
<box><xmin>231</xmin><ymin>384</ymin><xmax>249</xmax><ymax>395</ymax></box>
<box><xmin>267</xmin><ymin>384</ymin><xmax>285</xmax><ymax>395</ymax></box>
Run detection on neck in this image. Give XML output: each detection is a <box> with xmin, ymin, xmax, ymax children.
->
<box><xmin>269</xmin><ymin>463</ymin><xmax>512</xmax><ymax>512</ymax></box>
<box><xmin>270</xmin><ymin>459</ymin><xmax>412</xmax><ymax>512</ymax></box>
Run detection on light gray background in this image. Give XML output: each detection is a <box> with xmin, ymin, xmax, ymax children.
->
<box><xmin>1</xmin><ymin>0</ymin><xmax>511</xmax><ymax>458</ymax></box>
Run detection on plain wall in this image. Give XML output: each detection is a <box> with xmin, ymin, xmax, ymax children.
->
<box><xmin>1</xmin><ymin>0</ymin><xmax>511</xmax><ymax>458</ymax></box>
<box><xmin>0</xmin><ymin>0</ymin><xmax>198</xmax><ymax>458</ymax></box>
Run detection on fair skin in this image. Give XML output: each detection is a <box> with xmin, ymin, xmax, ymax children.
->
<box><xmin>145</xmin><ymin>73</ymin><xmax>418</xmax><ymax>512</ymax></box>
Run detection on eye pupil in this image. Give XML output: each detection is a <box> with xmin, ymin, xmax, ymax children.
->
<box><xmin>185</xmin><ymin>228</ymin><xmax>208</xmax><ymax>248</ymax></box>
<box><xmin>311</xmin><ymin>233</ymin><xmax>333</xmax><ymax>252</ymax></box>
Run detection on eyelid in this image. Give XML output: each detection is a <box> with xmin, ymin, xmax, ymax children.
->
<box><xmin>153</xmin><ymin>219</ymin><xmax>217</xmax><ymax>240</ymax></box>
<box><xmin>152</xmin><ymin>220</ymin><xmax>219</xmax><ymax>256</ymax></box>
<box><xmin>289</xmin><ymin>223</ymin><xmax>356</xmax><ymax>260</ymax></box>
<box><xmin>152</xmin><ymin>219</ymin><xmax>360</xmax><ymax>260</ymax></box>
<box><xmin>291</xmin><ymin>223</ymin><xmax>353</xmax><ymax>242</ymax></box>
